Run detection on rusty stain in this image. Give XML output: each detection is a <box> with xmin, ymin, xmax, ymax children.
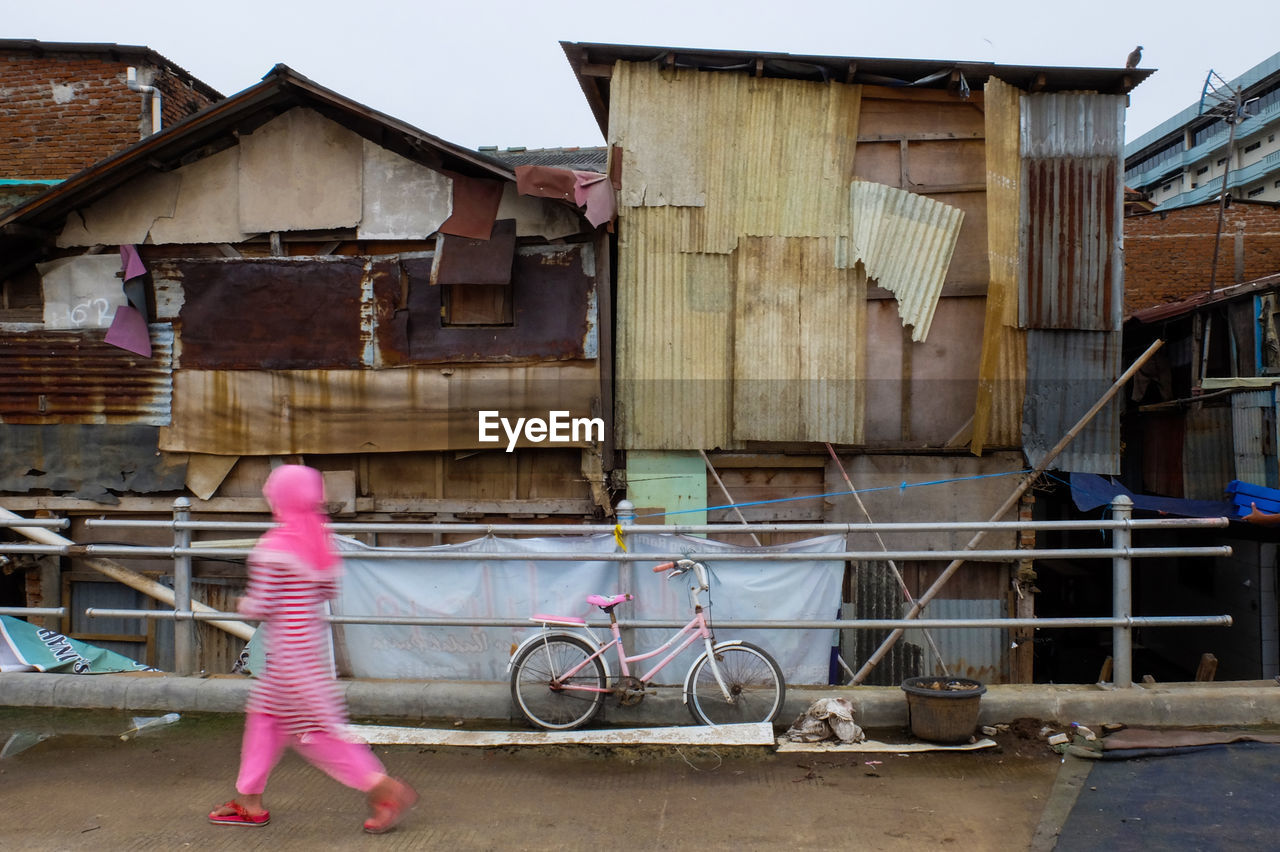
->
<box><xmin>0</xmin><ymin>328</ymin><xmax>173</xmax><ymax>425</ymax></box>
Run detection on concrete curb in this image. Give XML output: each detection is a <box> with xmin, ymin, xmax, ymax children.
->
<box><xmin>4</xmin><ymin>672</ymin><xmax>1280</xmax><ymax>729</ymax></box>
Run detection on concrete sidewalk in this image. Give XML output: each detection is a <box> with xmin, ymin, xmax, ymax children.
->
<box><xmin>4</xmin><ymin>671</ymin><xmax>1280</xmax><ymax>729</ymax></box>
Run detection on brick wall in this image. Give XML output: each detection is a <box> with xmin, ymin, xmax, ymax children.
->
<box><xmin>1125</xmin><ymin>202</ymin><xmax>1280</xmax><ymax>314</ymax></box>
<box><xmin>0</xmin><ymin>49</ymin><xmax>219</xmax><ymax>181</ymax></box>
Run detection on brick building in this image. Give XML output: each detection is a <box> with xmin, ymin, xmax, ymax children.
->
<box><xmin>0</xmin><ymin>39</ymin><xmax>222</xmax><ymax>210</ymax></box>
<box><xmin>1124</xmin><ymin>198</ymin><xmax>1280</xmax><ymax>314</ymax></box>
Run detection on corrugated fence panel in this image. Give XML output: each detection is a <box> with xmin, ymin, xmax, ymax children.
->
<box><xmin>615</xmin><ymin>206</ymin><xmax>734</xmax><ymax>449</ymax></box>
<box><xmin>973</xmin><ymin>78</ymin><xmax>1025</xmax><ymax>454</ymax></box>
<box><xmin>1019</xmin><ymin>93</ymin><xmax>1125</xmax><ymax>332</ymax></box>
<box><xmin>732</xmin><ymin>236</ymin><xmax>866</xmax><ymax>444</ymax></box>
<box><xmin>0</xmin><ymin>326</ymin><xmax>174</xmax><ymax>425</ymax></box>
<box><xmin>1232</xmin><ymin>388</ymin><xmax>1277</xmax><ymax>488</ymax></box>
<box><xmin>1023</xmin><ymin>329</ymin><xmax>1120</xmax><ymax>474</ymax></box>
<box><xmin>1184</xmin><ymin>404</ymin><xmax>1236</xmax><ymax>500</ymax></box>
<box><xmin>906</xmin><ymin>598</ymin><xmax>1006</xmax><ymax>683</ymax></box>
<box><xmin>841</xmin><ymin>181</ymin><xmax>963</xmax><ymax>342</ymax></box>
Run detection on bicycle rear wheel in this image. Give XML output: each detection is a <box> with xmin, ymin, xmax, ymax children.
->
<box><xmin>510</xmin><ymin>634</ymin><xmax>607</xmax><ymax>730</ymax></box>
<box><xmin>685</xmin><ymin>642</ymin><xmax>785</xmax><ymax>726</ymax></box>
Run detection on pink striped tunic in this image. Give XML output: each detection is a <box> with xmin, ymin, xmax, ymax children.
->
<box><xmin>238</xmin><ymin>544</ymin><xmax>348</xmax><ymax>736</ymax></box>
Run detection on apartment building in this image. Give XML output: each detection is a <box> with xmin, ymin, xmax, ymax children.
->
<box><xmin>1125</xmin><ymin>50</ymin><xmax>1280</xmax><ymax>209</ymax></box>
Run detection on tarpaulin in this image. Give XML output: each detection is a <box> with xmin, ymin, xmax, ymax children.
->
<box><xmin>1068</xmin><ymin>472</ymin><xmax>1233</xmax><ymax>518</ymax></box>
<box><xmin>0</xmin><ymin>616</ymin><xmax>154</xmax><ymax>674</ymax></box>
<box><xmin>335</xmin><ymin>533</ymin><xmax>843</xmax><ymax>685</ymax></box>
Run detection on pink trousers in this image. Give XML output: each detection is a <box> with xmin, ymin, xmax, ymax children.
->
<box><xmin>236</xmin><ymin>711</ymin><xmax>386</xmax><ymax>795</ymax></box>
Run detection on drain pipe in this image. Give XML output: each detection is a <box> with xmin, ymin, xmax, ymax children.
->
<box><xmin>125</xmin><ymin>66</ymin><xmax>162</xmax><ymax>137</ymax></box>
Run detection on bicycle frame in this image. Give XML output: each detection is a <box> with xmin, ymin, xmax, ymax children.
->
<box><xmin>518</xmin><ymin>561</ymin><xmax>736</xmax><ymax>702</ymax></box>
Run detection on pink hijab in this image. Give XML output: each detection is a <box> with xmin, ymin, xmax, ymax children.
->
<box><xmin>258</xmin><ymin>465</ymin><xmax>340</xmax><ymax>574</ymax></box>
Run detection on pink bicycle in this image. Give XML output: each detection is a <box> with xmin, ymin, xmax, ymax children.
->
<box><xmin>508</xmin><ymin>559</ymin><xmax>786</xmax><ymax>730</ymax></box>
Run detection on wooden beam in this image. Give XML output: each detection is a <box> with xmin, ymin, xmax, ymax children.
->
<box><xmin>581</xmin><ymin>63</ymin><xmax>613</xmax><ymax>78</ymax></box>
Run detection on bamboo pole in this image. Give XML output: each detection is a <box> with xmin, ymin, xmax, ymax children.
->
<box><xmin>0</xmin><ymin>505</ymin><xmax>255</xmax><ymax>641</ymax></box>
<box><xmin>851</xmin><ymin>338</ymin><xmax>1165</xmax><ymax>683</ymax></box>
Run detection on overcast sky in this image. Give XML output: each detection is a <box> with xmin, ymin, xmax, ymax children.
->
<box><xmin>7</xmin><ymin>0</ymin><xmax>1278</xmax><ymax>151</ymax></box>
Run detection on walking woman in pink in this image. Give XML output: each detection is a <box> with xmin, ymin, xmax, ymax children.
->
<box><xmin>208</xmin><ymin>464</ymin><xmax>417</xmax><ymax>833</ymax></box>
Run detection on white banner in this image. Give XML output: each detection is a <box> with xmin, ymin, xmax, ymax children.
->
<box><xmin>335</xmin><ymin>533</ymin><xmax>844</xmax><ymax>685</ymax></box>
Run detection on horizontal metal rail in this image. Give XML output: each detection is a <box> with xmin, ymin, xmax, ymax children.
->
<box><xmin>0</xmin><ymin>518</ymin><xmax>69</xmax><ymax>529</ymax></box>
<box><xmin>7</xmin><ymin>544</ymin><xmax>1234</xmax><ymax>562</ymax></box>
<box><xmin>84</xmin><ymin>607</ymin><xmax>1233</xmax><ymax>631</ymax></box>
<box><xmin>0</xmin><ymin>607</ymin><xmax>66</xmax><ymax>617</ymax></box>
<box><xmin>82</xmin><ymin>518</ymin><xmax>1232</xmax><ymax>534</ymax></box>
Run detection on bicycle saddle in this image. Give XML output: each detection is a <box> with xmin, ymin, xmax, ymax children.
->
<box><xmin>587</xmin><ymin>593</ymin><xmax>631</xmax><ymax>609</ymax></box>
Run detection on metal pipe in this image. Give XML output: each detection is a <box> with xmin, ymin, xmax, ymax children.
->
<box><xmin>71</xmin><ymin>545</ymin><xmax>1234</xmax><ymax>561</ymax></box>
<box><xmin>84</xmin><ymin>607</ymin><xmax>1233</xmax><ymax>631</ymax></box>
<box><xmin>125</xmin><ymin>66</ymin><xmax>162</xmax><ymax>136</ymax></box>
<box><xmin>1112</xmin><ymin>495</ymin><xmax>1134</xmax><ymax>688</ymax></box>
<box><xmin>82</xmin><ymin>518</ymin><xmax>1232</xmax><ymax>534</ymax></box>
<box><xmin>172</xmin><ymin>497</ymin><xmax>195</xmax><ymax>675</ymax></box>
<box><xmin>0</xmin><ymin>519</ymin><xmax>68</xmax><ymax>529</ymax></box>
<box><xmin>0</xmin><ymin>607</ymin><xmax>66</xmax><ymax>617</ymax></box>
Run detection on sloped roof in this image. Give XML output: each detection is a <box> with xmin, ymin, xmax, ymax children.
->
<box><xmin>0</xmin><ymin>64</ymin><xmax>514</xmax><ymax>251</ymax></box>
<box><xmin>562</xmin><ymin>41</ymin><xmax>1155</xmax><ymax>137</ymax></box>
<box><xmin>480</xmin><ymin>146</ymin><xmax>608</xmax><ymax>173</ymax></box>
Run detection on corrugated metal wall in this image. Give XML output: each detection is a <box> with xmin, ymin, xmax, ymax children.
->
<box><xmin>1023</xmin><ymin>329</ymin><xmax>1120</xmax><ymax>474</ymax></box>
<box><xmin>1018</xmin><ymin>93</ymin><xmax>1125</xmax><ymax>332</ymax></box>
<box><xmin>1184</xmin><ymin>404</ymin><xmax>1236</xmax><ymax>500</ymax></box>
<box><xmin>973</xmin><ymin>77</ymin><xmax>1026</xmax><ymax>452</ymax></box>
<box><xmin>1232</xmin><ymin>388</ymin><xmax>1278</xmax><ymax>488</ymax></box>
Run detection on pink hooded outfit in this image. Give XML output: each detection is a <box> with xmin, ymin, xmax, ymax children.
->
<box><xmin>234</xmin><ymin>464</ymin><xmax>384</xmax><ymax>795</ymax></box>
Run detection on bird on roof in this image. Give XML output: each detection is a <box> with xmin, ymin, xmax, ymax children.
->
<box><xmin>1126</xmin><ymin>46</ymin><xmax>1142</xmax><ymax>69</ymax></box>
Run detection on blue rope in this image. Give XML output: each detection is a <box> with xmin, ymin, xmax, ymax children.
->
<box><xmin>636</xmin><ymin>469</ymin><xmax>1033</xmax><ymax>519</ymax></box>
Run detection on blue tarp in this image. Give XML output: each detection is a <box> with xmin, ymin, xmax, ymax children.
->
<box><xmin>1068</xmin><ymin>473</ymin><xmax>1234</xmax><ymax>518</ymax></box>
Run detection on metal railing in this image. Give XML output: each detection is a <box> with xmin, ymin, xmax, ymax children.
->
<box><xmin>2</xmin><ymin>496</ymin><xmax>1235</xmax><ymax>688</ymax></box>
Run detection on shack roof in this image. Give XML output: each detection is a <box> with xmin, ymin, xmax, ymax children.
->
<box><xmin>0</xmin><ymin>63</ymin><xmax>514</xmax><ymax>255</ymax></box>
<box><xmin>561</xmin><ymin>41</ymin><xmax>1156</xmax><ymax>137</ymax></box>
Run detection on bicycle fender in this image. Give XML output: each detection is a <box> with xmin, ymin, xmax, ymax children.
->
<box><xmin>507</xmin><ymin>631</ymin><xmax>613</xmax><ymax>680</ymax></box>
<box><xmin>681</xmin><ymin>639</ymin><xmax>746</xmax><ymax>703</ymax></box>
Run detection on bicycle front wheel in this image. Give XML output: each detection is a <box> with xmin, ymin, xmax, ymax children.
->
<box><xmin>510</xmin><ymin>634</ymin><xmax>607</xmax><ymax>730</ymax></box>
<box><xmin>685</xmin><ymin>642</ymin><xmax>785</xmax><ymax>726</ymax></box>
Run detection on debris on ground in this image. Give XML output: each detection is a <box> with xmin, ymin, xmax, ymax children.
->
<box><xmin>784</xmin><ymin>697</ymin><xmax>866</xmax><ymax>744</ymax></box>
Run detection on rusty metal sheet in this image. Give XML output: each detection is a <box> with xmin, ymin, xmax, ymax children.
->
<box><xmin>160</xmin><ymin>362</ymin><xmax>601</xmax><ymax>455</ymax></box>
<box><xmin>0</xmin><ymin>424</ymin><xmax>187</xmax><ymax>499</ymax></box>
<box><xmin>398</xmin><ymin>242</ymin><xmax>596</xmax><ymax>363</ymax></box>
<box><xmin>176</xmin><ymin>258</ymin><xmax>364</xmax><ymax>369</ymax></box>
<box><xmin>438</xmin><ymin>171</ymin><xmax>505</xmax><ymax>239</ymax></box>
<box><xmin>0</xmin><ymin>326</ymin><xmax>173</xmax><ymax>425</ymax></box>
<box><xmin>1022</xmin><ymin>329</ymin><xmax>1120</xmax><ymax>475</ymax></box>
<box><xmin>732</xmin><ymin>236</ymin><xmax>865</xmax><ymax>444</ymax></box>
<box><xmin>1019</xmin><ymin>93</ymin><xmax>1125</xmax><ymax>332</ymax></box>
<box><xmin>1232</xmin><ymin>389</ymin><xmax>1278</xmax><ymax>488</ymax></box>
<box><xmin>840</xmin><ymin>181</ymin><xmax>963</xmax><ymax>341</ymax></box>
<box><xmin>432</xmin><ymin>219</ymin><xmax>516</xmax><ymax>286</ymax></box>
<box><xmin>1140</xmin><ymin>412</ymin><xmax>1185</xmax><ymax>497</ymax></box>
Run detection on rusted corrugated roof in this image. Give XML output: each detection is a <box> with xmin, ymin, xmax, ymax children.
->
<box><xmin>0</xmin><ymin>327</ymin><xmax>173</xmax><ymax>425</ymax></box>
<box><xmin>564</xmin><ymin>41</ymin><xmax>1154</xmax><ymax>139</ymax></box>
<box><xmin>1023</xmin><ymin>329</ymin><xmax>1120</xmax><ymax>474</ymax></box>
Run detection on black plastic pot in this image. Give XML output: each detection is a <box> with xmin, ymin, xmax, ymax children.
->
<box><xmin>900</xmin><ymin>676</ymin><xmax>987</xmax><ymax>744</ymax></box>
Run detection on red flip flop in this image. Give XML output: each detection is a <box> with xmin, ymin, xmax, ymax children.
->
<box><xmin>208</xmin><ymin>800</ymin><xmax>270</xmax><ymax>827</ymax></box>
<box><xmin>363</xmin><ymin>780</ymin><xmax>418</xmax><ymax>834</ymax></box>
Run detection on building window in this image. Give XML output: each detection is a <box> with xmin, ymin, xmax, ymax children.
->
<box><xmin>1247</xmin><ymin>186</ymin><xmax>1265</xmax><ymax>198</ymax></box>
<box><xmin>1196</xmin><ymin>165</ymin><xmax>1209</xmax><ymax>176</ymax></box>
<box><xmin>1191</xmin><ymin>182</ymin><xmax>1198</xmax><ymax>189</ymax></box>
<box><xmin>1244</xmin><ymin>140</ymin><xmax>1262</xmax><ymax>153</ymax></box>
<box><xmin>1162</xmin><ymin>183</ymin><xmax>1173</xmax><ymax>192</ymax></box>
<box><xmin>1217</xmin><ymin>157</ymin><xmax>1227</xmax><ymax>166</ymax></box>
<box><xmin>442</xmin><ymin>284</ymin><xmax>514</xmax><ymax>327</ymax></box>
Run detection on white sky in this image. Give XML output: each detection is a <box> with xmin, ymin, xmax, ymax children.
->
<box><xmin>7</xmin><ymin>0</ymin><xmax>1278</xmax><ymax>151</ymax></box>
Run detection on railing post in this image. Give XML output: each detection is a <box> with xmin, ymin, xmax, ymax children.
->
<box><xmin>172</xmin><ymin>497</ymin><xmax>195</xmax><ymax>675</ymax></box>
<box><xmin>615</xmin><ymin>500</ymin><xmax>637</xmax><ymax>652</ymax></box>
<box><xmin>1111</xmin><ymin>495</ymin><xmax>1133</xmax><ymax>688</ymax></box>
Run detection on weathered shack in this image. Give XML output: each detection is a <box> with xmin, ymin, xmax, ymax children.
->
<box><xmin>0</xmin><ymin>65</ymin><xmax>611</xmax><ymax>669</ymax></box>
<box><xmin>562</xmin><ymin>42</ymin><xmax>1150</xmax><ymax>683</ymax></box>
